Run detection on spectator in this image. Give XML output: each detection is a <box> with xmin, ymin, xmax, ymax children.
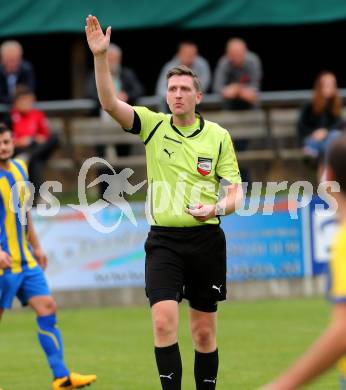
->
<box><xmin>155</xmin><ymin>41</ymin><xmax>211</xmax><ymax>99</ymax></box>
<box><xmin>86</xmin><ymin>43</ymin><xmax>143</xmax><ymax>108</ymax></box>
<box><xmin>213</xmin><ymin>38</ymin><xmax>262</xmax><ymax>110</ymax></box>
<box><xmin>298</xmin><ymin>71</ymin><xmax>343</xmax><ymax>161</ymax></box>
<box><xmin>86</xmin><ymin>43</ymin><xmax>143</xmax><ymax>157</ymax></box>
<box><xmin>11</xmin><ymin>85</ymin><xmax>58</xmax><ymax>201</ymax></box>
<box><xmin>0</xmin><ymin>40</ymin><xmax>35</xmax><ymax>104</ymax></box>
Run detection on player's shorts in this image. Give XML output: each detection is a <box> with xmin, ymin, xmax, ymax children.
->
<box><xmin>145</xmin><ymin>224</ymin><xmax>227</xmax><ymax>313</ymax></box>
<box><xmin>0</xmin><ymin>265</ymin><xmax>51</xmax><ymax>309</ymax></box>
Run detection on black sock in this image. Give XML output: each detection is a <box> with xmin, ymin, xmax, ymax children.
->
<box><xmin>194</xmin><ymin>349</ymin><xmax>219</xmax><ymax>389</ymax></box>
<box><xmin>155</xmin><ymin>343</ymin><xmax>182</xmax><ymax>390</ymax></box>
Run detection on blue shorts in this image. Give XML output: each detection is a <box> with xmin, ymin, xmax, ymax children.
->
<box><xmin>0</xmin><ymin>265</ymin><xmax>51</xmax><ymax>309</ymax></box>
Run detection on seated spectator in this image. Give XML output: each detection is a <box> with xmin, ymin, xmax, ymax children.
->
<box><xmin>0</xmin><ymin>40</ymin><xmax>35</xmax><ymax>104</ymax></box>
<box><xmin>11</xmin><ymin>86</ymin><xmax>58</xmax><ymax>201</ymax></box>
<box><xmin>213</xmin><ymin>38</ymin><xmax>262</xmax><ymax>110</ymax></box>
<box><xmin>298</xmin><ymin>71</ymin><xmax>343</xmax><ymax>161</ymax></box>
<box><xmin>86</xmin><ymin>43</ymin><xmax>143</xmax><ymax>108</ymax></box>
<box><xmin>86</xmin><ymin>43</ymin><xmax>143</xmax><ymax>157</ymax></box>
<box><xmin>155</xmin><ymin>41</ymin><xmax>211</xmax><ymax>102</ymax></box>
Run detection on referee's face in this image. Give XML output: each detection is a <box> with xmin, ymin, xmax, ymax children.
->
<box><xmin>166</xmin><ymin>75</ymin><xmax>202</xmax><ymax>116</ymax></box>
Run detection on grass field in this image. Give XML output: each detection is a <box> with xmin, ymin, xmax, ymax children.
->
<box><xmin>0</xmin><ymin>297</ymin><xmax>339</xmax><ymax>390</ymax></box>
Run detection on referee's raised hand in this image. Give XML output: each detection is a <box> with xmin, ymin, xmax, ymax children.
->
<box><xmin>85</xmin><ymin>15</ymin><xmax>111</xmax><ymax>55</ymax></box>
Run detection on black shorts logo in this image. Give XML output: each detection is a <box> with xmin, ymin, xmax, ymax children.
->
<box><xmin>197</xmin><ymin>157</ymin><xmax>212</xmax><ymax>176</ymax></box>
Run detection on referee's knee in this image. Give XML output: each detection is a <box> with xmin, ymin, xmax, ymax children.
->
<box><xmin>153</xmin><ymin>313</ymin><xmax>177</xmax><ymax>337</ymax></box>
<box><xmin>153</xmin><ymin>316</ymin><xmax>172</xmax><ymax>337</ymax></box>
<box><xmin>192</xmin><ymin>324</ymin><xmax>216</xmax><ymax>351</ymax></box>
<box><xmin>152</xmin><ymin>302</ymin><xmax>179</xmax><ymax>344</ymax></box>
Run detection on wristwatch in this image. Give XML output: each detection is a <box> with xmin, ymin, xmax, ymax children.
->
<box><xmin>215</xmin><ymin>203</ymin><xmax>225</xmax><ymax>217</ymax></box>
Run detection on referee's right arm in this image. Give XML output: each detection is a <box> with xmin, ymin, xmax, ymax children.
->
<box><xmin>85</xmin><ymin>15</ymin><xmax>134</xmax><ymax>130</ymax></box>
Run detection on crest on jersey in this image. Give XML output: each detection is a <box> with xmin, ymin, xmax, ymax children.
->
<box><xmin>197</xmin><ymin>157</ymin><xmax>212</xmax><ymax>176</ymax></box>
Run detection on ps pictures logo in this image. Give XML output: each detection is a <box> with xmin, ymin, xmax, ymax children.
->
<box><xmin>68</xmin><ymin>157</ymin><xmax>146</xmax><ymax>233</ymax></box>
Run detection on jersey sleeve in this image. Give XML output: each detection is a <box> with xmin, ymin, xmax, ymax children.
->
<box><xmin>216</xmin><ymin>131</ymin><xmax>242</xmax><ymax>185</ymax></box>
<box><xmin>329</xmin><ymin>228</ymin><xmax>346</xmax><ymax>303</ymax></box>
<box><xmin>124</xmin><ymin>106</ymin><xmax>165</xmax><ymax>143</ymax></box>
<box><xmin>15</xmin><ymin>159</ymin><xmax>29</xmax><ymax>179</ymax></box>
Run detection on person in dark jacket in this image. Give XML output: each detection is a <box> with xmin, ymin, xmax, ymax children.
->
<box><xmin>298</xmin><ymin>71</ymin><xmax>343</xmax><ymax>160</ymax></box>
<box><xmin>213</xmin><ymin>38</ymin><xmax>262</xmax><ymax>110</ymax></box>
<box><xmin>86</xmin><ymin>43</ymin><xmax>143</xmax><ymax>107</ymax></box>
<box><xmin>0</xmin><ymin>40</ymin><xmax>35</xmax><ymax>104</ymax></box>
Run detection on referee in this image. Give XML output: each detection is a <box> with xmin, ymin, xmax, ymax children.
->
<box><xmin>86</xmin><ymin>15</ymin><xmax>242</xmax><ymax>390</ymax></box>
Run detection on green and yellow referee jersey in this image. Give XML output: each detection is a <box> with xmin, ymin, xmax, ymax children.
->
<box><xmin>126</xmin><ymin>107</ymin><xmax>241</xmax><ymax>227</ymax></box>
<box><xmin>0</xmin><ymin>159</ymin><xmax>37</xmax><ymax>275</ymax></box>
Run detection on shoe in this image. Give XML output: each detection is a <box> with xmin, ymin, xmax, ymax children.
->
<box><xmin>52</xmin><ymin>372</ymin><xmax>97</xmax><ymax>389</ymax></box>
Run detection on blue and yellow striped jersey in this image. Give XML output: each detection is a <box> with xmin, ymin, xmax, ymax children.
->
<box><xmin>328</xmin><ymin>223</ymin><xmax>346</xmax><ymax>302</ymax></box>
<box><xmin>0</xmin><ymin>159</ymin><xmax>37</xmax><ymax>275</ymax></box>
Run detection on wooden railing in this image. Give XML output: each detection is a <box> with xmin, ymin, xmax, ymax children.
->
<box><xmin>1</xmin><ymin>90</ymin><xmax>345</xmax><ymax>173</ymax></box>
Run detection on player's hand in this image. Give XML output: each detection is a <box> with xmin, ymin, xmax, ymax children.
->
<box><xmin>222</xmin><ymin>83</ymin><xmax>240</xmax><ymax>99</ymax></box>
<box><xmin>85</xmin><ymin>15</ymin><xmax>111</xmax><ymax>56</ymax></box>
<box><xmin>0</xmin><ymin>250</ymin><xmax>11</xmax><ymax>269</ymax></box>
<box><xmin>312</xmin><ymin>128</ymin><xmax>328</xmax><ymax>141</ymax></box>
<box><xmin>34</xmin><ymin>135</ymin><xmax>46</xmax><ymax>144</ymax></box>
<box><xmin>238</xmin><ymin>86</ymin><xmax>258</xmax><ymax>103</ymax></box>
<box><xmin>117</xmin><ymin>91</ymin><xmax>129</xmax><ymax>102</ymax></box>
<box><xmin>185</xmin><ymin>204</ymin><xmax>216</xmax><ymax>222</ymax></box>
<box><xmin>33</xmin><ymin>247</ymin><xmax>48</xmax><ymax>271</ymax></box>
<box><xmin>15</xmin><ymin>136</ymin><xmax>32</xmax><ymax>148</ymax></box>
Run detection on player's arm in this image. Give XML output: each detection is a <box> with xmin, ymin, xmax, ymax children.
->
<box><xmin>0</xmin><ymin>246</ymin><xmax>11</xmax><ymax>269</ymax></box>
<box><xmin>85</xmin><ymin>15</ymin><xmax>134</xmax><ymax>129</ymax></box>
<box><xmin>27</xmin><ymin>211</ymin><xmax>47</xmax><ymax>270</ymax></box>
<box><xmin>0</xmin><ymin>209</ymin><xmax>11</xmax><ymax>269</ymax></box>
<box><xmin>259</xmin><ymin>303</ymin><xmax>346</xmax><ymax>390</ymax></box>
<box><xmin>238</xmin><ymin>86</ymin><xmax>258</xmax><ymax>103</ymax></box>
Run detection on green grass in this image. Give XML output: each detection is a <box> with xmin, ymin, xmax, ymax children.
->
<box><xmin>0</xmin><ymin>298</ymin><xmax>339</xmax><ymax>389</ymax></box>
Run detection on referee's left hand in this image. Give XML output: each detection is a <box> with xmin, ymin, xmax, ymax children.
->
<box><xmin>33</xmin><ymin>247</ymin><xmax>48</xmax><ymax>271</ymax></box>
<box><xmin>186</xmin><ymin>204</ymin><xmax>215</xmax><ymax>222</ymax></box>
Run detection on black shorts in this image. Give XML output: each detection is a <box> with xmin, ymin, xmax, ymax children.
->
<box><xmin>144</xmin><ymin>224</ymin><xmax>227</xmax><ymax>313</ymax></box>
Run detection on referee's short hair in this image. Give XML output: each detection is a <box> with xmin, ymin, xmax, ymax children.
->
<box><xmin>166</xmin><ymin>65</ymin><xmax>202</xmax><ymax>92</ymax></box>
<box><xmin>328</xmin><ymin>131</ymin><xmax>346</xmax><ymax>194</ymax></box>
